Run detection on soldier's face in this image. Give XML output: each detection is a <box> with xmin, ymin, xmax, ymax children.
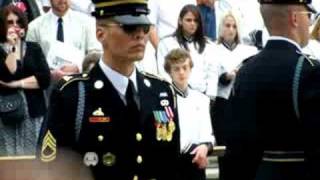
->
<box><xmin>97</xmin><ymin>21</ymin><xmax>149</xmax><ymax>63</ymax></box>
<box><xmin>294</xmin><ymin>7</ymin><xmax>312</xmax><ymax>47</ymax></box>
<box><xmin>169</xmin><ymin>59</ymin><xmax>192</xmax><ymax>89</ymax></box>
<box><xmin>222</xmin><ymin>16</ymin><xmax>237</xmax><ymax>43</ymax></box>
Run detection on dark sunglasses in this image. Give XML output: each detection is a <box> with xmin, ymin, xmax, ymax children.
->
<box><xmin>7</xmin><ymin>19</ymin><xmax>22</xmax><ymax>26</ymax></box>
<box><xmin>103</xmin><ymin>23</ymin><xmax>151</xmax><ymax>34</ymax></box>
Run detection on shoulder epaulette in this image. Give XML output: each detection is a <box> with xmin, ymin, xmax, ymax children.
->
<box><xmin>142</xmin><ymin>71</ymin><xmax>177</xmax><ymax>108</ymax></box>
<box><xmin>297</xmin><ymin>51</ymin><xmax>317</xmax><ymax>66</ymax></box>
<box><xmin>59</xmin><ymin>73</ymin><xmax>89</xmax><ymax>91</ymax></box>
<box><xmin>238</xmin><ymin>55</ymin><xmax>256</xmax><ymax>69</ymax></box>
<box><xmin>142</xmin><ymin>71</ymin><xmax>170</xmax><ymax>83</ymax></box>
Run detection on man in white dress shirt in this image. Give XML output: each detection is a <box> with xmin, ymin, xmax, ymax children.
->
<box><xmin>38</xmin><ymin>0</ymin><xmax>94</xmax><ymax>15</ymax></box>
<box><xmin>26</xmin><ymin>0</ymin><xmax>101</xmax><ymax>81</ymax></box>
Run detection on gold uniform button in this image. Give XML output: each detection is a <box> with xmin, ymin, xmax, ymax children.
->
<box><xmin>133</xmin><ymin>175</ymin><xmax>138</xmax><ymax>180</ymax></box>
<box><xmin>102</xmin><ymin>152</ymin><xmax>116</xmax><ymax>166</ymax></box>
<box><xmin>136</xmin><ymin>133</ymin><xmax>142</xmax><ymax>142</ymax></box>
<box><xmin>98</xmin><ymin>135</ymin><xmax>104</xmax><ymax>142</ymax></box>
<box><xmin>136</xmin><ymin>155</ymin><xmax>143</xmax><ymax>164</ymax></box>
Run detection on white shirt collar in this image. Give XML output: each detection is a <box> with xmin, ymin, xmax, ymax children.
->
<box><xmin>49</xmin><ymin>9</ymin><xmax>71</xmax><ymax>23</ymax></box>
<box><xmin>268</xmin><ymin>36</ymin><xmax>302</xmax><ymax>52</ymax></box>
<box><xmin>99</xmin><ymin>59</ymin><xmax>138</xmax><ymax>96</ymax></box>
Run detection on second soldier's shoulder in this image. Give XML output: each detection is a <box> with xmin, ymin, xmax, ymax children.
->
<box><xmin>298</xmin><ymin>52</ymin><xmax>320</xmax><ymax>66</ymax></box>
<box><xmin>238</xmin><ymin>53</ymin><xmax>258</xmax><ymax>70</ymax></box>
<box><xmin>55</xmin><ymin>73</ymin><xmax>90</xmax><ymax>92</ymax></box>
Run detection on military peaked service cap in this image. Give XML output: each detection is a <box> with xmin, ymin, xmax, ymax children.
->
<box><xmin>91</xmin><ymin>0</ymin><xmax>151</xmax><ymax>25</ymax></box>
<box><xmin>258</xmin><ymin>0</ymin><xmax>317</xmax><ymax>13</ymax></box>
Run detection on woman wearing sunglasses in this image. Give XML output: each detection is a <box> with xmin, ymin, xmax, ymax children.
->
<box><xmin>0</xmin><ymin>4</ymin><xmax>50</xmax><ymax>157</ymax></box>
<box><xmin>157</xmin><ymin>4</ymin><xmax>219</xmax><ymax>96</ymax></box>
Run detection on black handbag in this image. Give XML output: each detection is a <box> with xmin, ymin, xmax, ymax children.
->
<box><xmin>0</xmin><ymin>92</ymin><xmax>25</xmax><ymax>124</ymax></box>
<box><xmin>0</xmin><ymin>42</ymin><xmax>26</xmax><ymax>125</ymax></box>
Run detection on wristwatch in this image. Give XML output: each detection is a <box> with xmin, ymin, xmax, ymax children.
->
<box><xmin>200</xmin><ymin>142</ymin><xmax>214</xmax><ymax>154</ymax></box>
<box><xmin>2</xmin><ymin>44</ymin><xmax>15</xmax><ymax>54</ymax></box>
<box><xmin>9</xmin><ymin>46</ymin><xmax>16</xmax><ymax>53</ymax></box>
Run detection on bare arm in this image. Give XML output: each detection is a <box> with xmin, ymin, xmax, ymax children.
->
<box><xmin>5</xmin><ymin>27</ymin><xmax>20</xmax><ymax>74</ymax></box>
<box><xmin>149</xmin><ymin>26</ymin><xmax>159</xmax><ymax>49</ymax></box>
<box><xmin>5</xmin><ymin>52</ymin><xmax>18</xmax><ymax>74</ymax></box>
<box><xmin>0</xmin><ymin>75</ymin><xmax>40</xmax><ymax>89</ymax></box>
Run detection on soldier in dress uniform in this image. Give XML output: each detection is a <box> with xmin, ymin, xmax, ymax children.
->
<box><xmin>38</xmin><ymin>0</ymin><xmax>181</xmax><ymax>180</ymax></box>
<box><xmin>222</xmin><ymin>0</ymin><xmax>320</xmax><ymax>180</ymax></box>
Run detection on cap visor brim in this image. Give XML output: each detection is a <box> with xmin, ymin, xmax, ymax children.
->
<box><xmin>113</xmin><ymin>15</ymin><xmax>151</xmax><ymax>25</ymax></box>
<box><xmin>306</xmin><ymin>4</ymin><xmax>317</xmax><ymax>14</ymax></box>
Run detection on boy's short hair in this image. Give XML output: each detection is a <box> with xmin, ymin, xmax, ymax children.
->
<box><xmin>164</xmin><ymin>48</ymin><xmax>193</xmax><ymax>73</ymax></box>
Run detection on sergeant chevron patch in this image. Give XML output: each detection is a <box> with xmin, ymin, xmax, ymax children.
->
<box><xmin>41</xmin><ymin>130</ymin><xmax>57</xmax><ymax>162</ymax></box>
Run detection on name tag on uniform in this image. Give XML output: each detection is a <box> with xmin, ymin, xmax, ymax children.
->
<box><xmin>89</xmin><ymin>116</ymin><xmax>111</xmax><ymax>123</ymax></box>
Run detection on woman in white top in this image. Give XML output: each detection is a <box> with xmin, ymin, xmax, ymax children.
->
<box><xmin>157</xmin><ymin>4</ymin><xmax>219</xmax><ymax>95</ymax></box>
<box><xmin>210</xmin><ymin>11</ymin><xmax>257</xmax><ymax>180</ymax></box>
<box><xmin>303</xmin><ymin>15</ymin><xmax>320</xmax><ymax>60</ymax></box>
<box><xmin>164</xmin><ymin>48</ymin><xmax>215</xmax><ymax>180</ymax></box>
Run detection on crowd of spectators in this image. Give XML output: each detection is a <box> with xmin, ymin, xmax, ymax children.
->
<box><xmin>0</xmin><ymin>0</ymin><xmax>320</xmax><ymax>179</ymax></box>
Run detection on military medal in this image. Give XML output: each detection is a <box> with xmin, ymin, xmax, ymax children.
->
<box><xmin>83</xmin><ymin>152</ymin><xmax>99</xmax><ymax>167</ymax></box>
<box><xmin>156</xmin><ymin>124</ymin><xmax>162</xmax><ymax>141</ymax></box>
<box><xmin>165</xmin><ymin>106</ymin><xmax>175</xmax><ymax>141</ymax></box>
<box><xmin>166</xmin><ymin>131</ymin><xmax>173</xmax><ymax>142</ymax></box>
<box><xmin>153</xmin><ymin>111</ymin><xmax>162</xmax><ymax>141</ymax></box>
<box><xmin>168</xmin><ymin>120</ymin><xmax>176</xmax><ymax>133</ymax></box>
<box><xmin>160</xmin><ymin>99</ymin><xmax>169</xmax><ymax>107</ymax></box>
<box><xmin>161</xmin><ymin>124</ymin><xmax>168</xmax><ymax>141</ymax></box>
<box><xmin>160</xmin><ymin>111</ymin><xmax>170</xmax><ymax>141</ymax></box>
<box><xmin>102</xmin><ymin>152</ymin><xmax>116</xmax><ymax>166</ymax></box>
<box><xmin>164</xmin><ymin>106</ymin><xmax>174</xmax><ymax>119</ymax></box>
<box><xmin>153</xmin><ymin>110</ymin><xmax>172</xmax><ymax>141</ymax></box>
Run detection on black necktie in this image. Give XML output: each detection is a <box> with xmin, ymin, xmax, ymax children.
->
<box><xmin>57</xmin><ymin>18</ymin><xmax>64</xmax><ymax>42</ymax></box>
<box><xmin>125</xmin><ymin>80</ymin><xmax>139</xmax><ymax>114</ymax></box>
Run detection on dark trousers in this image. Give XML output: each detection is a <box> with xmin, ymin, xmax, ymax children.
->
<box><xmin>178</xmin><ymin>154</ymin><xmax>206</xmax><ymax>180</ymax></box>
<box><xmin>255</xmin><ymin>161</ymin><xmax>306</xmax><ymax>180</ymax></box>
<box><xmin>210</xmin><ymin>97</ymin><xmax>228</xmax><ymax>180</ymax></box>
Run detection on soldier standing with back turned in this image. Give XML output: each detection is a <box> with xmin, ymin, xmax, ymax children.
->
<box><xmin>223</xmin><ymin>0</ymin><xmax>320</xmax><ymax>180</ymax></box>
